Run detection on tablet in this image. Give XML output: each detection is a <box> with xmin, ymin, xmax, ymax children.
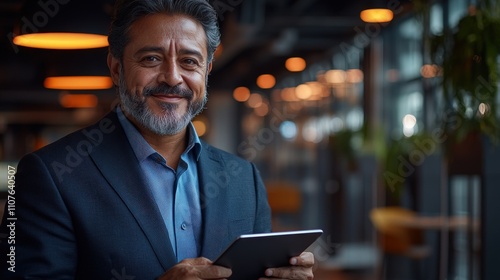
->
<box><xmin>213</xmin><ymin>229</ymin><xmax>323</xmax><ymax>280</ymax></box>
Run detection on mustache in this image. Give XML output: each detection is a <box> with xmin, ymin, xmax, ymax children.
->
<box><xmin>142</xmin><ymin>84</ymin><xmax>193</xmax><ymax>99</ymax></box>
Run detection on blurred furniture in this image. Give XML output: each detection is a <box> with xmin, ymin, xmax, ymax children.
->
<box><xmin>265</xmin><ymin>180</ymin><xmax>302</xmax><ymax>231</ymax></box>
<box><xmin>370</xmin><ymin>206</ymin><xmax>431</xmax><ymax>280</ymax></box>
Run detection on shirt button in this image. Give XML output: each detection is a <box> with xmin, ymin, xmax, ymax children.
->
<box><xmin>181</xmin><ymin>223</ymin><xmax>187</xmax><ymax>230</ymax></box>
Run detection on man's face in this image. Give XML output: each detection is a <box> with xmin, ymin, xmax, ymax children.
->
<box><xmin>109</xmin><ymin>13</ymin><xmax>212</xmax><ymax>135</ymax></box>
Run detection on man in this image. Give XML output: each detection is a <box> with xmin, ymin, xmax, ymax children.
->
<box><xmin>0</xmin><ymin>0</ymin><xmax>315</xmax><ymax>279</ymax></box>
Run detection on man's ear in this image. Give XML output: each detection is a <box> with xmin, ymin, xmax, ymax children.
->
<box><xmin>207</xmin><ymin>61</ymin><xmax>213</xmax><ymax>74</ymax></box>
<box><xmin>107</xmin><ymin>53</ymin><xmax>121</xmax><ymax>86</ymax></box>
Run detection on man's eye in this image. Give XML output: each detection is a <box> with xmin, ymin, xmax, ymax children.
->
<box><xmin>143</xmin><ymin>56</ymin><xmax>159</xmax><ymax>62</ymax></box>
<box><xmin>184</xmin><ymin>58</ymin><xmax>198</xmax><ymax>65</ymax></box>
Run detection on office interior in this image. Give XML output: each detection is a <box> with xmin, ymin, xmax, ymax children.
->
<box><xmin>1</xmin><ymin>0</ymin><xmax>499</xmax><ymax>279</ymax></box>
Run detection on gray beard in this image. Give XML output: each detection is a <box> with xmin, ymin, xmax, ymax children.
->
<box><xmin>118</xmin><ymin>69</ymin><xmax>207</xmax><ymax>136</ymax></box>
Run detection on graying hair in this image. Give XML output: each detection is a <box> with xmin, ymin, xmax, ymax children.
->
<box><xmin>108</xmin><ymin>0</ymin><xmax>220</xmax><ymax>63</ymax></box>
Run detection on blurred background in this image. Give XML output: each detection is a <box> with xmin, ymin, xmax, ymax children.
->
<box><xmin>1</xmin><ymin>0</ymin><xmax>500</xmax><ymax>279</ymax></box>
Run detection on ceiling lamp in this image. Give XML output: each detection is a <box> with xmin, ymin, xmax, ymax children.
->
<box><xmin>13</xmin><ymin>33</ymin><xmax>108</xmax><ymax>50</ymax></box>
<box><xmin>360</xmin><ymin>1</ymin><xmax>394</xmax><ymax>23</ymax></box>
<box><xmin>285</xmin><ymin>57</ymin><xmax>306</xmax><ymax>72</ymax></box>
<box><xmin>233</xmin><ymin>86</ymin><xmax>251</xmax><ymax>102</ymax></box>
<box><xmin>360</xmin><ymin>7</ymin><xmax>394</xmax><ymax>23</ymax></box>
<box><xmin>59</xmin><ymin>93</ymin><xmax>98</xmax><ymax>108</ymax></box>
<box><xmin>11</xmin><ymin>1</ymin><xmax>110</xmax><ymax>50</ymax></box>
<box><xmin>44</xmin><ymin>76</ymin><xmax>113</xmax><ymax>90</ymax></box>
<box><xmin>256</xmin><ymin>74</ymin><xmax>276</xmax><ymax>89</ymax></box>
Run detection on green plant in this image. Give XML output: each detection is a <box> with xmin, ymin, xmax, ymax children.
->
<box><xmin>429</xmin><ymin>1</ymin><xmax>500</xmax><ymax>142</ymax></box>
<box><xmin>382</xmin><ymin>132</ymin><xmax>436</xmax><ymax>198</ymax></box>
<box><xmin>379</xmin><ymin>1</ymin><xmax>500</xmax><ymax>201</ymax></box>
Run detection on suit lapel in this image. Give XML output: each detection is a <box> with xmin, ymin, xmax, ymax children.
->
<box><xmin>88</xmin><ymin>111</ymin><xmax>176</xmax><ymax>270</ymax></box>
<box><xmin>198</xmin><ymin>144</ymin><xmax>230</xmax><ymax>260</ymax></box>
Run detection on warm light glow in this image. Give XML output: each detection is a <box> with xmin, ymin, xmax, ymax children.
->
<box><xmin>285</xmin><ymin>57</ymin><xmax>306</xmax><ymax>72</ymax></box>
<box><xmin>346</xmin><ymin>69</ymin><xmax>364</xmax><ymax>83</ymax></box>
<box><xmin>254</xmin><ymin>103</ymin><xmax>269</xmax><ymax>117</ymax></box>
<box><xmin>360</xmin><ymin>8</ymin><xmax>394</xmax><ymax>23</ymax></box>
<box><xmin>233</xmin><ymin>86</ymin><xmax>251</xmax><ymax>102</ymax></box>
<box><xmin>13</xmin><ymin>33</ymin><xmax>109</xmax><ymax>49</ymax></box>
<box><xmin>193</xmin><ymin>120</ymin><xmax>207</xmax><ymax>136</ymax></box>
<box><xmin>325</xmin><ymin>70</ymin><xmax>346</xmax><ymax>84</ymax></box>
<box><xmin>295</xmin><ymin>84</ymin><xmax>313</xmax><ymax>100</ymax></box>
<box><xmin>420</xmin><ymin>64</ymin><xmax>441</xmax><ymax>78</ymax></box>
<box><xmin>59</xmin><ymin>94</ymin><xmax>98</xmax><ymax>108</ymax></box>
<box><xmin>247</xmin><ymin>93</ymin><xmax>263</xmax><ymax>108</ymax></box>
<box><xmin>214</xmin><ymin>44</ymin><xmax>223</xmax><ymax>59</ymax></box>
<box><xmin>281</xmin><ymin>87</ymin><xmax>299</xmax><ymax>102</ymax></box>
<box><xmin>306</xmin><ymin>81</ymin><xmax>325</xmax><ymax>100</ymax></box>
<box><xmin>256</xmin><ymin>74</ymin><xmax>276</xmax><ymax>89</ymax></box>
<box><xmin>44</xmin><ymin>76</ymin><xmax>113</xmax><ymax>90</ymax></box>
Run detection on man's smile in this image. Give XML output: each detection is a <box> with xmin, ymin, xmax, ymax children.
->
<box><xmin>151</xmin><ymin>94</ymin><xmax>185</xmax><ymax>103</ymax></box>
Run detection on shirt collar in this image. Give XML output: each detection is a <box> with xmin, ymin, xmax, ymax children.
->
<box><xmin>116</xmin><ymin>106</ymin><xmax>202</xmax><ymax>162</ymax></box>
<box><xmin>186</xmin><ymin>117</ymin><xmax>203</xmax><ymax>161</ymax></box>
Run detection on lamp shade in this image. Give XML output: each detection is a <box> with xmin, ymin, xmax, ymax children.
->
<box><xmin>11</xmin><ymin>0</ymin><xmax>112</xmax><ymax>49</ymax></box>
<box><xmin>360</xmin><ymin>8</ymin><xmax>394</xmax><ymax>23</ymax></box>
<box><xmin>360</xmin><ymin>0</ymin><xmax>394</xmax><ymax>23</ymax></box>
<box><xmin>13</xmin><ymin>33</ymin><xmax>108</xmax><ymax>49</ymax></box>
<box><xmin>44</xmin><ymin>76</ymin><xmax>113</xmax><ymax>90</ymax></box>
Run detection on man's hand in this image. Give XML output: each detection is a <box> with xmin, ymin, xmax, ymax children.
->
<box><xmin>259</xmin><ymin>252</ymin><xmax>314</xmax><ymax>280</ymax></box>
<box><xmin>158</xmin><ymin>257</ymin><xmax>232</xmax><ymax>280</ymax></box>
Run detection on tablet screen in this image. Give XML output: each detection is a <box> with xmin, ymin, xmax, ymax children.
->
<box><xmin>213</xmin><ymin>229</ymin><xmax>323</xmax><ymax>280</ymax></box>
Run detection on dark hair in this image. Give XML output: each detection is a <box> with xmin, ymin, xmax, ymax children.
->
<box><xmin>108</xmin><ymin>0</ymin><xmax>220</xmax><ymax>63</ymax></box>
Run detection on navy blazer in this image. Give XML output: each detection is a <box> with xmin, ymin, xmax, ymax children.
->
<box><xmin>0</xmin><ymin>110</ymin><xmax>271</xmax><ymax>279</ymax></box>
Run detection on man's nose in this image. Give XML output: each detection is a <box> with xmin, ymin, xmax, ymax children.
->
<box><xmin>157</xmin><ymin>61</ymin><xmax>182</xmax><ymax>87</ymax></box>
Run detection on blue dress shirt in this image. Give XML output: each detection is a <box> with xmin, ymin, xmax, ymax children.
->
<box><xmin>117</xmin><ymin>107</ymin><xmax>202</xmax><ymax>262</ymax></box>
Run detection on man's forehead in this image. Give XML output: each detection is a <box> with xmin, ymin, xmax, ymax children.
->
<box><xmin>130</xmin><ymin>14</ymin><xmax>204</xmax><ymax>37</ymax></box>
<box><xmin>127</xmin><ymin>13</ymin><xmax>207</xmax><ymax>52</ymax></box>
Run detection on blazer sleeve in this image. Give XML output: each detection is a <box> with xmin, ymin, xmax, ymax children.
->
<box><xmin>0</xmin><ymin>153</ymin><xmax>77</xmax><ymax>279</ymax></box>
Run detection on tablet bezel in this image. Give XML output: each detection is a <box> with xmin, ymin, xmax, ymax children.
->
<box><xmin>213</xmin><ymin>229</ymin><xmax>323</xmax><ymax>280</ymax></box>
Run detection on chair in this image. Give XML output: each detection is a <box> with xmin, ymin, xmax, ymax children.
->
<box><xmin>265</xmin><ymin>181</ymin><xmax>302</xmax><ymax>231</ymax></box>
<box><xmin>370</xmin><ymin>207</ymin><xmax>431</xmax><ymax>279</ymax></box>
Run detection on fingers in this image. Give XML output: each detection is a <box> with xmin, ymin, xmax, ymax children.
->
<box><xmin>179</xmin><ymin>257</ymin><xmax>213</xmax><ymax>266</ymax></box>
<box><xmin>199</xmin><ymin>265</ymin><xmax>232</xmax><ymax>279</ymax></box>
<box><xmin>185</xmin><ymin>258</ymin><xmax>231</xmax><ymax>279</ymax></box>
<box><xmin>262</xmin><ymin>266</ymin><xmax>313</xmax><ymax>280</ymax></box>
<box><xmin>265</xmin><ymin>252</ymin><xmax>314</xmax><ymax>279</ymax></box>
<box><xmin>160</xmin><ymin>257</ymin><xmax>232</xmax><ymax>279</ymax></box>
<box><xmin>260</xmin><ymin>252</ymin><xmax>315</xmax><ymax>280</ymax></box>
<box><xmin>289</xmin><ymin>252</ymin><xmax>314</xmax><ymax>267</ymax></box>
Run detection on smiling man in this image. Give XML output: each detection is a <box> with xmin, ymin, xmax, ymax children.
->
<box><xmin>0</xmin><ymin>0</ymin><xmax>315</xmax><ymax>279</ymax></box>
